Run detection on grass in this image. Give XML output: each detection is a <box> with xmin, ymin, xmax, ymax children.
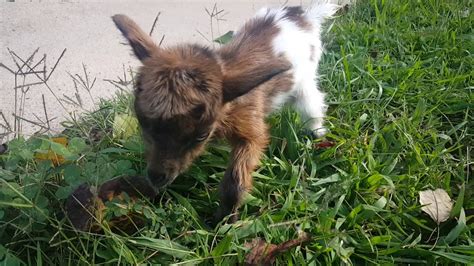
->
<box><xmin>1</xmin><ymin>0</ymin><xmax>473</xmax><ymax>264</ymax></box>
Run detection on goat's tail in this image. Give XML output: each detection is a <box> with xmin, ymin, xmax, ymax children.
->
<box><xmin>305</xmin><ymin>1</ymin><xmax>340</xmax><ymax>27</ymax></box>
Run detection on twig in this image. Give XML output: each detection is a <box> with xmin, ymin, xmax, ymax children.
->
<box><xmin>11</xmin><ymin>114</ymin><xmax>49</xmax><ymax>130</ymax></box>
<box><xmin>16</xmin><ymin>47</ymin><xmax>39</xmax><ymax>75</ymax></box>
<box><xmin>82</xmin><ymin>63</ymin><xmax>90</xmax><ymax>89</ymax></box>
<box><xmin>0</xmin><ymin>63</ymin><xmax>16</xmax><ymax>74</ymax></box>
<box><xmin>42</xmin><ymin>94</ymin><xmax>51</xmax><ymax>130</ymax></box>
<box><xmin>8</xmin><ymin>48</ymin><xmax>39</xmax><ymax>76</ymax></box>
<box><xmin>14</xmin><ymin>81</ymin><xmax>44</xmax><ymax>89</ymax></box>
<box><xmin>7</xmin><ymin>48</ymin><xmax>27</xmax><ymax>75</ymax></box>
<box><xmin>43</xmin><ymin>54</ymin><xmax>47</xmax><ymax>80</ymax></box>
<box><xmin>195</xmin><ymin>29</ymin><xmax>211</xmax><ymax>43</ymax></box>
<box><xmin>16</xmin><ymin>70</ymin><xmax>46</xmax><ymax>76</ymax></box>
<box><xmin>149</xmin><ymin>12</ymin><xmax>161</xmax><ymax>36</ymax></box>
<box><xmin>158</xmin><ymin>35</ymin><xmax>165</xmax><ymax>47</ymax></box>
<box><xmin>270</xmin><ymin>233</ymin><xmax>311</xmax><ymax>254</ymax></box>
<box><xmin>13</xmin><ymin>74</ymin><xmax>18</xmax><ymax>137</ymax></box>
<box><xmin>122</xmin><ymin>64</ymin><xmax>127</xmax><ymax>84</ymax></box>
<box><xmin>7</xmin><ymin>48</ymin><xmax>69</xmax><ymax>112</ymax></box>
<box><xmin>31</xmin><ymin>113</ymin><xmax>55</xmax><ymax>130</ymax></box>
<box><xmin>29</xmin><ymin>53</ymin><xmax>46</xmax><ymax>71</ymax></box>
<box><xmin>46</xmin><ymin>48</ymin><xmax>66</xmax><ymax>81</ymax></box>
<box><xmin>19</xmin><ymin>85</ymin><xmax>30</xmax><ymax>133</ymax></box>
<box><xmin>245</xmin><ymin>233</ymin><xmax>312</xmax><ymax>265</ymax></box>
<box><xmin>0</xmin><ymin>111</ymin><xmax>12</xmax><ymax>131</ymax></box>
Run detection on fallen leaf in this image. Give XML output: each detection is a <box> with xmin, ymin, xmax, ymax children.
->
<box><xmin>315</xmin><ymin>140</ymin><xmax>336</xmax><ymax>149</ymax></box>
<box><xmin>66</xmin><ymin>176</ymin><xmax>157</xmax><ymax>233</ymax></box>
<box><xmin>35</xmin><ymin>137</ymin><xmax>68</xmax><ymax>165</ymax></box>
<box><xmin>244</xmin><ymin>238</ymin><xmax>277</xmax><ymax>265</ymax></box>
<box><xmin>419</xmin><ymin>188</ymin><xmax>453</xmax><ymax>224</ymax></box>
<box><xmin>244</xmin><ymin>233</ymin><xmax>311</xmax><ymax>266</ymax></box>
<box><xmin>51</xmin><ymin>137</ymin><xmax>68</xmax><ymax>146</ymax></box>
<box><xmin>113</xmin><ymin>113</ymin><xmax>138</xmax><ymax>139</ymax></box>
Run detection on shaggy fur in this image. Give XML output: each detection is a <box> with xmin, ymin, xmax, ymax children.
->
<box><xmin>112</xmin><ymin>3</ymin><xmax>338</xmax><ymax>222</ymax></box>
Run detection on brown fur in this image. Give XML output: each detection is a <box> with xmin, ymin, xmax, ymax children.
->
<box><xmin>282</xmin><ymin>6</ymin><xmax>313</xmax><ymax>31</ymax></box>
<box><xmin>112</xmin><ymin>7</ymin><xmax>309</xmax><ymax>222</ymax></box>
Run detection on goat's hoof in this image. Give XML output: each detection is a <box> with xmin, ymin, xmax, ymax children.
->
<box><xmin>312</xmin><ymin>127</ymin><xmax>328</xmax><ymax>138</ymax></box>
<box><xmin>212</xmin><ymin>210</ymin><xmax>239</xmax><ymax>226</ymax></box>
<box><xmin>302</xmin><ymin>128</ymin><xmax>327</xmax><ymax>139</ymax></box>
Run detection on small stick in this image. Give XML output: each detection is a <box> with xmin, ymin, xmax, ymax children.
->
<box><xmin>8</xmin><ymin>50</ymin><xmax>68</xmax><ymax>112</ymax></box>
<box><xmin>12</xmin><ymin>113</ymin><xmax>49</xmax><ymax>130</ymax></box>
<box><xmin>7</xmin><ymin>48</ymin><xmax>23</xmax><ymax>75</ymax></box>
<box><xmin>19</xmin><ymin>86</ymin><xmax>31</xmax><ymax>133</ymax></box>
<box><xmin>46</xmin><ymin>48</ymin><xmax>66</xmax><ymax>81</ymax></box>
<box><xmin>9</xmin><ymin>47</ymin><xmax>39</xmax><ymax>75</ymax></box>
<box><xmin>29</xmin><ymin>54</ymin><xmax>46</xmax><ymax>71</ymax></box>
<box><xmin>13</xmin><ymin>74</ymin><xmax>18</xmax><ymax>137</ymax></box>
<box><xmin>195</xmin><ymin>29</ymin><xmax>211</xmax><ymax>43</ymax></box>
<box><xmin>149</xmin><ymin>12</ymin><xmax>161</xmax><ymax>36</ymax></box>
<box><xmin>43</xmin><ymin>54</ymin><xmax>47</xmax><ymax>80</ymax></box>
<box><xmin>0</xmin><ymin>63</ymin><xmax>16</xmax><ymax>74</ymax></box>
<box><xmin>42</xmin><ymin>94</ymin><xmax>51</xmax><ymax>130</ymax></box>
<box><xmin>19</xmin><ymin>70</ymin><xmax>46</xmax><ymax>75</ymax></box>
<box><xmin>14</xmin><ymin>81</ymin><xmax>44</xmax><ymax>89</ymax></box>
<box><xmin>269</xmin><ymin>233</ymin><xmax>311</xmax><ymax>256</ymax></box>
<box><xmin>158</xmin><ymin>35</ymin><xmax>165</xmax><ymax>47</ymax></box>
<box><xmin>0</xmin><ymin>111</ymin><xmax>12</xmax><ymax>131</ymax></box>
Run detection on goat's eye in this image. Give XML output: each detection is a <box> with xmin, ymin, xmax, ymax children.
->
<box><xmin>196</xmin><ymin>132</ymin><xmax>209</xmax><ymax>142</ymax></box>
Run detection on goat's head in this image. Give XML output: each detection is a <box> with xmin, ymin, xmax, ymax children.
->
<box><xmin>112</xmin><ymin>14</ymin><xmax>290</xmax><ymax>187</ymax></box>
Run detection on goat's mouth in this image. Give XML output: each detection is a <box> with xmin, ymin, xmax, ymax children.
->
<box><xmin>146</xmin><ymin>169</ymin><xmax>178</xmax><ymax>188</ymax></box>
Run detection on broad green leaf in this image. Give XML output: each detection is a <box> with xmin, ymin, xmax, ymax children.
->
<box><xmin>55</xmin><ymin>186</ymin><xmax>74</xmax><ymax>200</ymax></box>
<box><xmin>63</xmin><ymin>164</ymin><xmax>82</xmax><ymax>185</ymax></box>
<box><xmin>313</xmin><ymin>173</ymin><xmax>340</xmax><ymax>186</ymax></box>
<box><xmin>374</xmin><ymin>196</ymin><xmax>387</xmax><ymax>209</ymax></box>
<box><xmin>430</xmin><ymin>250</ymin><xmax>474</xmax><ymax>264</ymax></box>
<box><xmin>214</xmin><ymin>31</ymin><xmax>234</xmax><ymax>44</ymax></box>
<box><xmin>115</xmin><ymin>160</ymin><xmax>132</xmax><ymax>173</ymax></box>
<box><xmin>443</xmin><ymin>208</ymin><xmax>467</xmax><ymax>245</ymax></box>
<box><xmin>0</xmin><ymin>244</ymin><xmax>23</xmax><ymax>266</ymax></box>
<box><xmin>68</xmin><ymin>137</ymin><xmax>88</xmax><ymax>154</ymax></box>
<box><xmin>211</xmin><ymin>234</ymin><xmax>233</xmax><ymax>258</ymax></box>
<box><xmin>49</xmin><ymin>141</ymin><xmax>71</xmax><ymax>157</ymax></box>
<box><xmin>113</xmin><ymin>113</ymin><xmax>138</xmax><ymax>139</ymax></box>
<box><xmin>18</xmin><ymin>149</ymin><xmax>34</xmax><ymax>160</ymax></box>
<box><xmin>450</xmin><ymin>184</ymin><xmax>465</xmax><ymax>218</ymax></box>
<box><xmin>0</xmin><ymin>169</ymin><xmax>16</xmax><ymax>181</ymax></box>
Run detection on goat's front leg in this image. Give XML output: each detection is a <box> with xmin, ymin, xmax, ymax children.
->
<box><xmin>295</xmin><ymin>79</ymin><xmax>328</xmax><ymax>138</ymax></box>
<box><xmin>215</xmin><ymin>134</ymin><xmax>268</xmax><ymax>223</ymax></box>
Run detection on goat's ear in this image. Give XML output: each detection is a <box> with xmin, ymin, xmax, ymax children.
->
<box><xmin>112</xmin><ymin>14</ymin><xmax>156</xmax><ymax>61</ymax></box>
<box><xmin>221</xmin><ymin>58</ymin><xmax>291</xmax><ymax>102</ymax></box>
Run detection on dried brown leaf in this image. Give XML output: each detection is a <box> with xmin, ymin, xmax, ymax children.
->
<box><xmin>244</xmin><ymin>233</ymin><xmax>311</xmax><ymax>265</ymax></box>
<box><xmin>419</xmin><ymin>188</ymin><xmax>453</xmax><ymax>224</ymax></box>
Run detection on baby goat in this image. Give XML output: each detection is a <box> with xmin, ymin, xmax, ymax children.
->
<box><xmin>112</xmin><ymin>3</ymin><xmax>339</xmax><ymax>222</ymax></box>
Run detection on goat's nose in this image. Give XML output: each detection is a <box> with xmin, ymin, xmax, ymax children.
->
<box><xmin>147</xmin><ymin>169</ymin><xmax>167</xmax><ymax>187</ymax></box>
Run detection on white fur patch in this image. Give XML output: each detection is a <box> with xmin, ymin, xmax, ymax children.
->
<box><xmin>266</xmin><ymin>4</ymin><xmax>338</xmax><ymax>134</ymax></box>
